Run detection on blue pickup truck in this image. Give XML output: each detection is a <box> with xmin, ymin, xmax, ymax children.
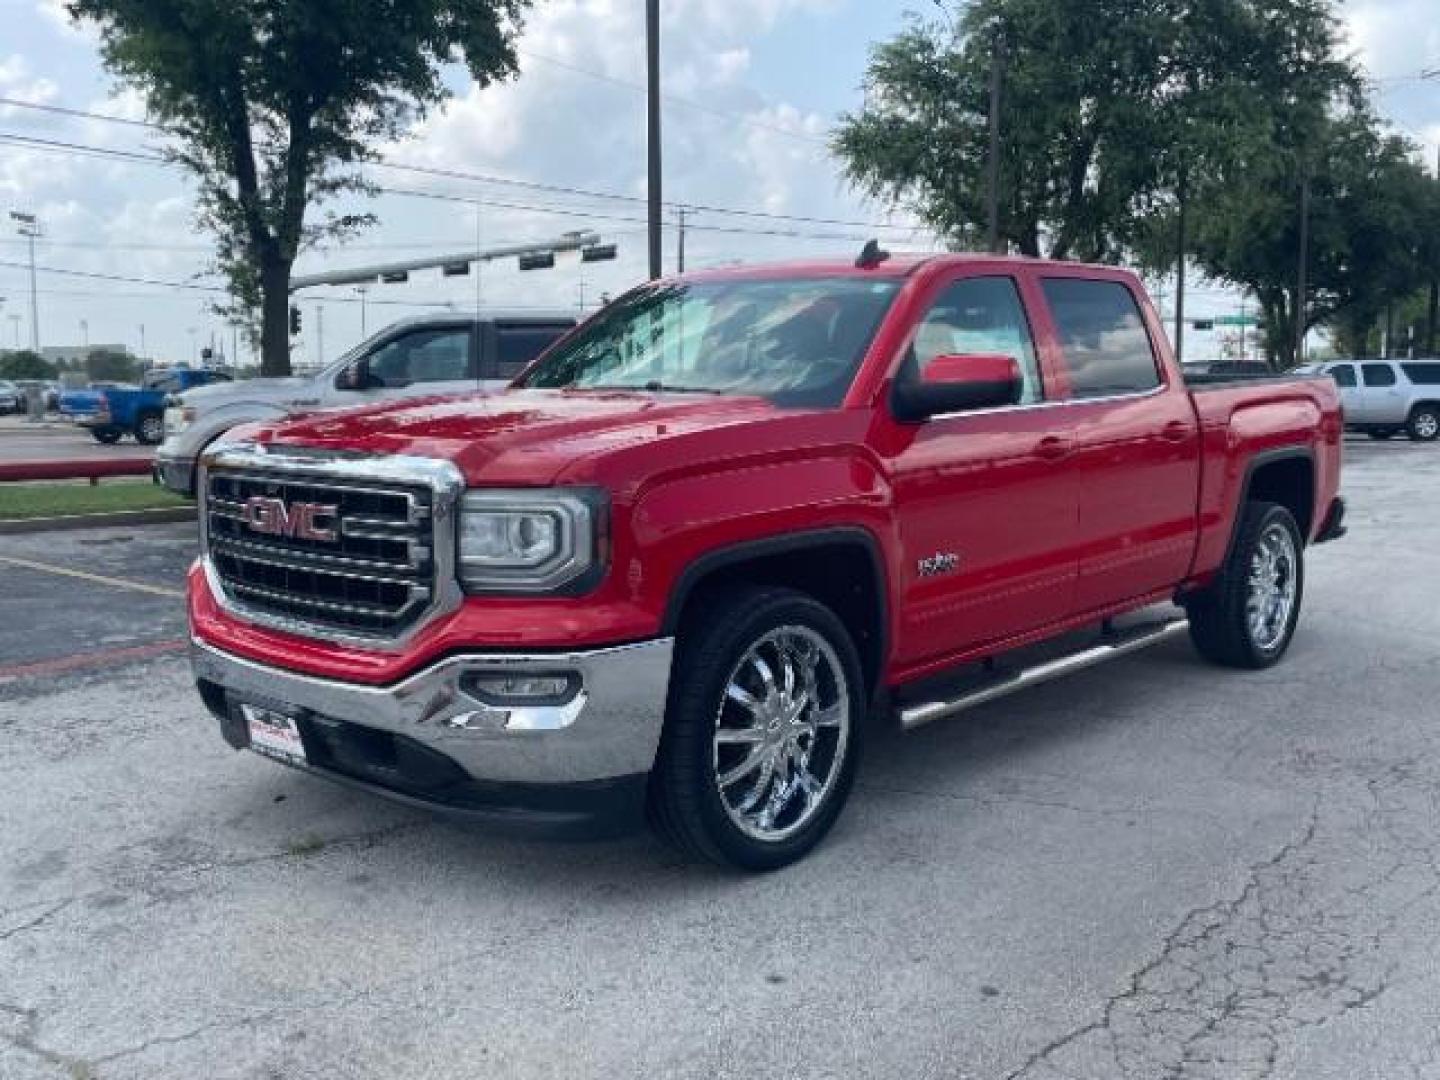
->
<box><xmin>60</xmin><ymin>368</ymin><xmax>232</xmax><ymax>444</ymax></box>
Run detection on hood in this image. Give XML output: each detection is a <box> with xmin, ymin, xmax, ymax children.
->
<box><xmin>181</xmin><ymin>376</ymin><xmax>311</xmax><ymax>406</ymax></box>
<box><xmin>250</xmin><ymin>389</ymin><xmax>781</xmax><ymax>485</ymax></box>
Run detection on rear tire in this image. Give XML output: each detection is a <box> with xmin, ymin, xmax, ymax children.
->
<box><xmin>135</xmin><ymin>411</ymin><xmax>164</xmax><ymax>445</ymax></box>
<box><xmin>1185</xmin><ymin>501</ymin><xmax>1304</xmax><ymax>670</ymax></box>
<box><xmin>648</xmin><ymin>585</ymin><xmax>865</xmax><ymax>871</ymax></box>
<box><xmin>91</xmin><ymin>427</ymin><xmax>122</xmax><ymax>445</ymax></box>
<box><xmin>1407</xmin><ymin>406</ymin><xmax>1440</xmax><ymax>442</ymax></box>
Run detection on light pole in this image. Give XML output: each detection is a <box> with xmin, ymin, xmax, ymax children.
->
<box><xmin>7</xmin><ymin>314</ymin><xmax>19</xmax><ymax>347</ymax></box>
<box><xmin>646</xmin><ymin>0</ymin><xmax>662</xmax><ymax>279</ymax></box>
<box><xmin>187</xmin><ymin>326</ymin><xmax>198</xmax><ymax>364</ymax></box>
<box><xmin>139</xmin><ymin>323</ymin><xmax>146</xmax><ymax>361</ymax></box>
<box><xmin>354</xmin><ymin>285</ymin><xmax>369</xmax><ymax>336</ymax></box>
<box><xmin>79</xmin><ymin>319</ymin><xmax>88</xmax><ymax>350</ymax></box>
<box><xmin>9</xmin><ymin>211</ymin><xmax>40</xmax><ymax>352</ymax></box>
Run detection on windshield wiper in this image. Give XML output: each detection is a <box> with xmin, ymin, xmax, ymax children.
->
<box><xmin>585</xmin><ymin>381</ymin><xmax>726</xmax><ymax>394</ymax></box>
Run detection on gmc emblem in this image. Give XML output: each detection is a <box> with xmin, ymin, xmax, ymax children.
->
<box><xmin>241</xmin><ymin>497</ymin><xmax>338</xmax><ymax>543</ymax></box>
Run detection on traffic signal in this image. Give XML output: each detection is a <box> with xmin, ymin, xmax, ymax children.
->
<box><xmin>289</xmin><ymin>305</ymin><xmax>302</xmax><ymax>335</ymax></box>
<box><xmin>381</xmin><ymin>271</ymin><xmax>409</xmax><ymax>283</ymax></box>
<box><xmin>581</xmin><ymin>244</ymin><xmax>618</xmax><ymax>263</ymax></box>
<box><xmin>1191</xmin><ymin>319</ymin><xmax>1215</xmax><ymax>331</ymax></box>
<box><xmin>519</xmin><ymin>252</ymin><xmax>556</xmax><ymax>271</ymax></box>
<box><xmin>442</xmin><ymin>262</ymin><xmax>471</xmax><ymax>277</ymax></box>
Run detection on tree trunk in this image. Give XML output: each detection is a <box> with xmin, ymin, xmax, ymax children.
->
<box><xmin>259</xmin><ymin>255</ymin><xmax>293</xmax><ymax>377</ymax></box>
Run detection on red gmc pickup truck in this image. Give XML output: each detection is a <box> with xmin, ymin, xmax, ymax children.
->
<box><xmin>188</xmin><ymin>250</ymin><xmax>1345</xmax><ymax>869</ymax></box>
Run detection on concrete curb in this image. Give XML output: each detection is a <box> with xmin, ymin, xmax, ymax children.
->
<box><xmin>0</xmin><ymin>506</ymin><xmax>197</xmax><ymax>534</ymax></box>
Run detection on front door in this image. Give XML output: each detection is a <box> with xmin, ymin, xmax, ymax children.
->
<box><xmin>329</xmin><ymin>323</ymin><xmax>479</xmax><ymax>406</ymax></box>
<box><xmin>1035</xmin><ymin>274</ymin><xmax>1201</xmax><ymax>612</ymax></box>
<box><xmin>883</xmin><ymin>272</ymin><xmax>1079</xmax><ymax>676</ymax></box>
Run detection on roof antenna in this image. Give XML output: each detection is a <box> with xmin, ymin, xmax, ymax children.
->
<box><xmin>855</xmin><ymin>238</ymin><xmax>891</xmax><ymax>269</ymax></box>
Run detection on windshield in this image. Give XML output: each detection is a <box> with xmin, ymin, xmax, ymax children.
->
<box><xmin>517</xmin><ymin>277</ymin><xmax>901</xmax><ymax>407</ymax></box>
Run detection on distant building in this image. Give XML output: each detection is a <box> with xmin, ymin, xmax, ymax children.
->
<box><xmin>41</xmin><ymin>344</ymin><xmax>132</xmax><ymax>368</ymax></box>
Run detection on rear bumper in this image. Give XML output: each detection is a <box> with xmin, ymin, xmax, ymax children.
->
<box><xmin>190</xmin><ymin>635</ymin><xmax>674</xmax><ymax>837</ymax></box>
<box><xmin>1315</xmin><ymin>497</ymin><xmax>1346</xmax><ymax>544</ymax></box>
<box><xmin>152</xmin><ymin>453</ymin><xmax>195</xmax><ymax>497</ymax></box>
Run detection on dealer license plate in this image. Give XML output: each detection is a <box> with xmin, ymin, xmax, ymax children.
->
<box><xmin>240</xmin><ymin>703</ymin><xmax>307</xmax><ymax>767</ymax></box>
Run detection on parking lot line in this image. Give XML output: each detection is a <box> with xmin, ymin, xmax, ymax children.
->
<box><xmin>0</xmin><ymin>552</ymin><xmax>185</xmax><ymax>599</ymax></box>
<box><xmin>0</xmin><ymin>638</ymin><xmax>187</xmax><ymax>680</ymax></box>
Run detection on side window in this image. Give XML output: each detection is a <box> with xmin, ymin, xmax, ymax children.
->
<box><xmin>1041</xmin><ymin>278</ymin><xmax>1161</xmax><ymax>398</ymax></box>
<box><xmin>364</xmin><ymin>328</ymin><xmax>472</xmax><ymax>388</ymax></box>
<box><xmin>1329</xmin><ymin>364</ymin><xmax>1356</xmax><ymax>387</ymax></box>
<box><xmin>1361</xmin><ymin>363</ymin><xmax>1397</xmax><ymax>387</ymax></box>
<box><xmin>493</xmin><ymin>324</ymin><xmax>572</xmax><ymax>379</ymax></box>
<box><xmin>1402</xmin><ymin>363</ymin><xmax>1440</xmax><ymax>386</ymax></box>
<box><xmin>911</xmin><ymin>276</ymin><xmax>1043</xmax><ymax>404</ymax></box>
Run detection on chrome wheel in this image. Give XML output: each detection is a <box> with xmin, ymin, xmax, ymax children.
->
<box><xmin>1413</xmin><ymin>412</ymin><xmax>1439</xmax><ymax>440</ymax></box>
<box><xmin>1246</xmin><ymin>523</ymin><xmax>1297</xmax><ymax>651</ymax></box>
<box><xmin>712</xmin><ymin>625</ymin><xmax>850</xmax><ymax>843</ymax></box>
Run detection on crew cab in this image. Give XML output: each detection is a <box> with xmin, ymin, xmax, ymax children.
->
<box><xmin>187</xmin><ymin>252</ymin><xmax>1345</xmax><ymax>870</ymax></box>
<box><xmin>61</xmin><ymin>368</ymin><xmax>232</xmax><ymax>445</ymax></box>
<box><xmin>154</xmin><ymin>313</ymin><xmax>577</xmax><ymax>496</ymax></box>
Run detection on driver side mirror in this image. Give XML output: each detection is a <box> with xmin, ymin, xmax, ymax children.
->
<box><xmin>336</xmin><ymin>361</ymin><xmax>368</xmax><ymax>391</ymax></box>
<box><xmin>893</xmin><ymin>353</ymin><xmax>1023</xmax><ymax>422</ymax></box>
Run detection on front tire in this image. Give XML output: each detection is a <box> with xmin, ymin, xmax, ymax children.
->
<box><xmin>1407</xmin><ymin>406</ymin><xmax>1440</xmax><ymax>442</ymax></box>
<box><xmin>135</xmin><ymin>411</ymin><xmax>165</xmax><ymax>445</ymax></box>
<box><xmin>648</xmin><ymin>585</ymin><xmax>865</xmax><ymax>871</ymax></box>
<box><xmin>1185</xmin><ymin>501</ymin><xmax>1304</xmax><ymax>669</ymax></box>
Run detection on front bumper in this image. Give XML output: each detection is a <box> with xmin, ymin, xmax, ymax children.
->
<box><xmin>190</xmin><ymin>636</ymin><xmax>674</xmax><ymax>836</ymax></box>
<box><xmin>152</xmin><ymin>453</ymin><xmax>195</xmax><ymax>497</ymax></box>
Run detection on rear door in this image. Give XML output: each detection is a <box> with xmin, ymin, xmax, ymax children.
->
<box><xmin>1360</xmin><ymin>362</ymin><xmax>1404</xmax><ymax>424</ymax></box>
<box><xmin>1035</xmin><ymin>273</ymin><xmax>1202</xmax><ymax>613</ymax></box>
<box><xmin>482</xmin><ymin>321</ymin><xmax>576</xmax><ymax>387</ymax></box>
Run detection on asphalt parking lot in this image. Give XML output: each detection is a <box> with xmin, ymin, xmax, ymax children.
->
<box><xmin>3</xmin><ymin>437</ymin><xmax>1440</xmax><ymax>1079</ymax></box>
<box><xmin>0</xmin><ymin>417</ymin><xmax>157</xmax><ymax>466</ymax></box>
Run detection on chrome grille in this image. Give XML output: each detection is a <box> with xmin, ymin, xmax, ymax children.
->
<box><xmin>205</xmin><ymin>469</ymin><xmax>435</xmax><ymax>636</ymax></box>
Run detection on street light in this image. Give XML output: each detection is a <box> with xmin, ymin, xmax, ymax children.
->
<box><xmin>8</xmin><ymin>210</ymin><xmax>40</xmax><ymax>352</ymax></box>
<box><xmin>79</xmin><ymin>319</ymin><xmax>88</xmax><ymax>350</ymax></box>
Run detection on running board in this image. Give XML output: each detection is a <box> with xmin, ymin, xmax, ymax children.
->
<box><xmin>898</xmin><ymin>618</ymin><xmax>1190</xmax><ymax>731</ymax></box>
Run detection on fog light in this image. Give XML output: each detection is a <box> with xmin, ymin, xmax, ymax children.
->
<box><xmin>462</xmin><ymin>672</ymin><xmax>579</xmax><ymax>707</ymax></box>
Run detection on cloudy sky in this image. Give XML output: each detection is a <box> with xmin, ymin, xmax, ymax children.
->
<box><xmin>0</xmin><ymin>0</ymin><xmax>1436</xmax><ymax>369</ymax></box>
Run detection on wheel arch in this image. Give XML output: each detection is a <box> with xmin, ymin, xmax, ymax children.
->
<box><xmin>1233</xmin><ymin>447</ymin><xmax>1316</xmax><ymax>552</ymax></box>
<box><xmin>660</xmin><ymin>527</ymin><xmax>890</xmax><ymax>699</ymax></box>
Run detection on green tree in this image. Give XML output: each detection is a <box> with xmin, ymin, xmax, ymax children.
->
<box><xmin>69</xmin><ymin>0</ymin><xmax>532</xmax><ymax>376</ymax></box>
<box><xmin>0</xmin><ymin>350</ymin><xmax>56</xmax><ymax>380</ymax></box>
<box><xmin>85</xmin><ymin>349</ymin><xmax>142</xmax><ymax>383</ymax></box>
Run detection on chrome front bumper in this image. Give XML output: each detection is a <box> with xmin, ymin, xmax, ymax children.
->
<box><xmin>191</xmin><ymin>637</ymin><xmax>675</xmax><ymax>787</ymax></box>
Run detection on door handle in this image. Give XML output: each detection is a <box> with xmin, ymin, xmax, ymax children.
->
<box><xmin>1160</xmin><ymin>420</ymin><xmax>1192</xmax><ymax>442</ymax></box>
<box><xmin>1035</xmin><ymin>434</ymin><xmax>1072</xmax><ymax>461</ymax></box>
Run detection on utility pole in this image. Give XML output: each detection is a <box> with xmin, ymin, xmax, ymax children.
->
<box><xmin>646</xmin><ymin>0</ymin><xmax>663</xmax><ymax>279</ymax></box>
<box><xmin>1294</xmin><ymin>168</ymin><xmax>1311</xmax><ymax>366</ymax></box>
<box><xmin>9</xmin><ymin>211</ymin><xmax>40</xmax><ymax>352</ymax></box>
<box><xmin>676</xmin><ymin>206</ymin><xmax>688</xmax><ymax>274</ymax></box>
<box><xmin>354</xmin><ymin>285</ymin><xmax>369</xmax><ymax>336</ymax></box>
<box><xmin>138</xmin><ymin>323</ymin><xmax>146</xmax><ymax>361</ymax></box>
<box><xmin>315</xmin><ymin>303</ymin><xmax>325</xmax><ymax>368</ymax></box>
<box><xmin>1429</xmin><ymin>142</ymin><xmax>1439</xmax><ymax>356</ymax></box>
<box><xmin>1174</xmin><ymin>168</ymin><xmax>1188</xmax><ymax>366</ymax></box>
<box><xmin>985</xmin><ymin>27</ymin><xmax>1004</xmax><ymax>253</ymax></box>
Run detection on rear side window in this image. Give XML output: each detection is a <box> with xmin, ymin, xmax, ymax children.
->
<box><xmin>495</xmin><ymin>324</ymin><xmax>572</xmax><ymax>378</ymax></box>
<box><xmin>1362</xmin><ymin>363</ymin><xmax>1396</xmax><ymax>387</ymax></box>
<box><xmin>1402</xmin><ymin>363</ymin><xmax>1440</xmax><ymax>386</ymax></box>
<box><xmin>1328</xmin><ymin>364</ymin><xmax>1356</xmax><ymax>387</ymax></box>
<box><xmin>1041</xmin><ymin>278</ymin><xmax>1161</xmax><ymax>398</ymax></box>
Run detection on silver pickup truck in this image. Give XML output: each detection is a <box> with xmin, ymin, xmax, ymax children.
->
<box><xmin>154</xmin><ymin>312</ymin><xmax>576</xmax><ymax>495</ymax></box>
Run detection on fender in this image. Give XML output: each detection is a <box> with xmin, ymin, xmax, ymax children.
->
<box><xmin>659</xmin><ymin>526</ymin><xmax>892</xmax><ymax>688</ymax></box>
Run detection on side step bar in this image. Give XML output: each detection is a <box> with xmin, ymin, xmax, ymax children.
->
<box><xmin>898</xmin><ymin>618</ymin><xmax>1190</xmax><ymax>731</ymax></box>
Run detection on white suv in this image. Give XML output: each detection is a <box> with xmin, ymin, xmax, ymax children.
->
<box><xmin>1312</xmin><ymin>359</ymin><xmax>1440</xmax><ymax>442</ymax></box>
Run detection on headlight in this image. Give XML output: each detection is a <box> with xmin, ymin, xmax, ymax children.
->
<box><xmin>457</xmin><ymin>489</ymin><xmax>602</xmax><ymax>593</ymax></box>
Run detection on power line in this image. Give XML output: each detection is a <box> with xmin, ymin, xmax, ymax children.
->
<box><xmin>0</xmin><ymin>97</ymin><xmax>917</xmax><ymax>232</ymax></box>
<box><xmin>0</xmin><ymin>131</ymin><xmax>913</xmax><ymax>243</ymax></box>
